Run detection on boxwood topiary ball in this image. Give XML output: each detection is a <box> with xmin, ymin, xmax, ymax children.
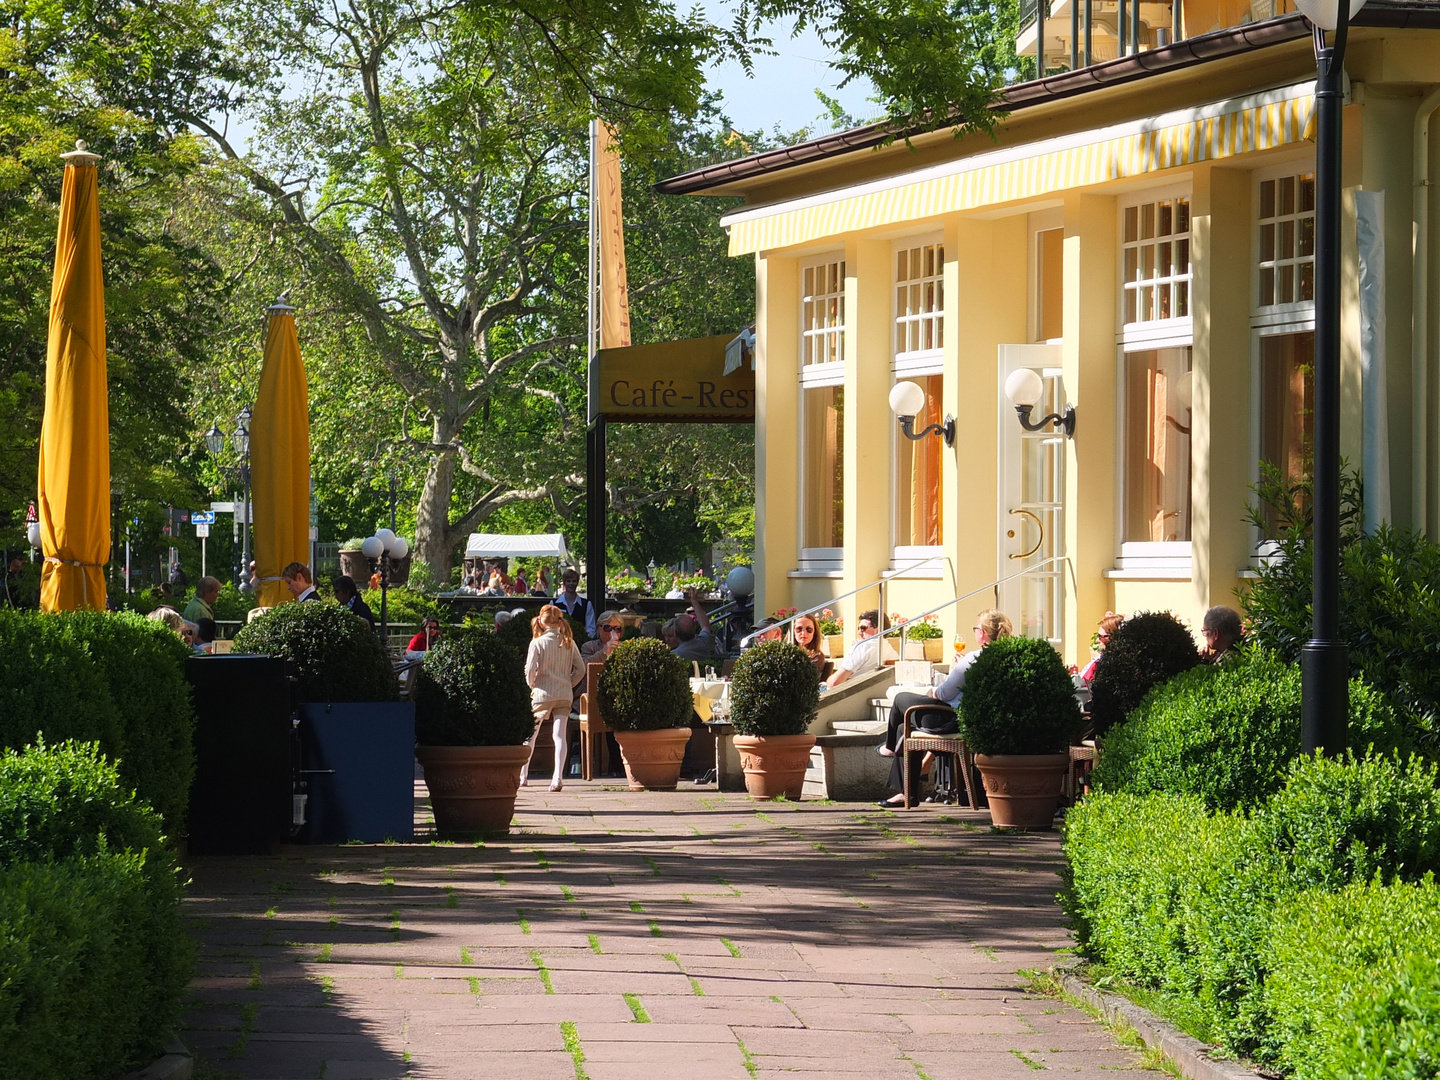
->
<box><xmin>414</xmin><ymin>628</ymin><xmax>533</xmax><ymax>747</ymax></box>
<box><xmin>959</xmin><ymin>635</ymin><xmax>1082</xmax><ymax>756</ymax></box>
<box><xmin>1088</xmin><ymin>611</ymin><xmax>1201</xmax><ymax>737</ymax></box>
<box><xmin>729</xmin><ymin>641</ymin><xmax>819</xmax><ymax>737</ymax></box>
<box><xmin>233</xmin><ymin>601</ymin><xmax>398</xmax><ymax>702</ymax></box>
<box><xmin>597</xmin><ymin>639</ymin><xmax>692</xmax><ymax>731</ymax></box>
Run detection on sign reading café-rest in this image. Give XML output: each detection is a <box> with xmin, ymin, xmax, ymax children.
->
<box><xmin>596</xmin><ymin>334</ymin><xmax>754</xmax><ymax>424</ymax></box>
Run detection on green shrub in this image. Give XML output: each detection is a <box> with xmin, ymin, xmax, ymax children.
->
<box><xmin>1257</xmin><ymin>752</ymin><xmax>1440</xmax><ymax>893</ymax></box>
<box><xmin>1088</xmin><ymin>611</ymin><xmax>1200</xmax><ymax>736</ymax></box>
<box><xmin>361</xmin><ymin>585</ymin><xmax>443</xmax><ymax>626</ymax></box>
<box><xmin>1265</xmin><ymin>879</ymin><xmax>1440</xmax><ymax>1080</ymax></box>
<box><xmin>1245</xmin><ymin>464</ymin><xmax>1440</xmax><ymax>751</ymax></box>
<box><xmin>729</xmin><ymin>641</ymin><xmax>820</xmax><ymax>737</ymax></box>
<box><xmin>1094</xmin><ymin>653</ymin><xmax>1414</xmax><ymax>811</ymax></box>
<box><xmin>959</xmin><ymin>635</ymin><xmax>1081</xmax><ymax>755</ymax></box>
<box><xmin>57</xmin><ymin>612</ymin><xmax>194</xmax><ymax>831</ymax></box>
<box><xmin>233</xmin><ymin>601</ymin><xmax>398</xmax><ymax>702</ymax></box>
<box><xmin>597</xmin><ymin>639</ymin><xmax>692</xmax><ymax>731</ymax></box>
<box><xmin>0</xmin><ymin>742</ymin><xmax>190</xmax><ymax>1078</ymax></box>
<box><xmin>414</xmin><ymin>629</ymin><xmax>533</xmax><ymax>746</ymax></box>
<box><xmin>493</xmin><ymin>609</ymin><xmax>537</xmax><ymax>657</ymax></box>
<box><xmin>210</xmin><ymin>581</ymin><xmax>254</xmax><ymax>622</ymax></box>
<box><xmin>0</xmin><ymin>609</ymin><xmax>121</xmax><ymax>761</ymax></box>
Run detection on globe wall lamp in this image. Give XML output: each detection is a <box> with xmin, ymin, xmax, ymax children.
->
<box><xmin>1294</xmin><ymin>0</ymin><xmax>1366</xmax><ymax>755</ymax></box>
<box><xmin>888</xmin><ymin>380</ymin><xmax>955</xmax><ymax>447</ymax></box>
<box><xmin>1004</xmin><ymin>368</ymin><xmax>1077</xmax><ymax>439</ymax></box>
<box><xmin>362</xmin><ymin>528</ymin><xmax>410</xmax><ymax>646</ymax></box>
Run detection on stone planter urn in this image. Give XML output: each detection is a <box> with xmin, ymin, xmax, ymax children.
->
<box><xmin>416</xmin><ymin>744</ymin><xmax>532</xmax><ymax>838</ymax></box>
<box><xmin>612</xmin><ymin>727</ymin><xmax>692</xmax><ymax>791</ymax></box>
<box><xmin>972</xmin><ymin>753</ymin><xmax>1070</xmax><ymax>829</ymax></box>
<box><xmin>339</xmin><ymin>549</ymin><xmax>371</xmax><ymax>584</ymax></box>
<box><xmin>733</xmin><ymin>733</ymin><xmax>817</xmax><ymax>800</ymax></box>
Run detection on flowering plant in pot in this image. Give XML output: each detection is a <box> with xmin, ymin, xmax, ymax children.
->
<box><xmin>728</xmin><ymin>641</ymin><xmax>820</xmax><ymax>800</ymax></box>
<box><xmin>900</xmin><ymin>613</ymin><xmax>944</xmax><ymax>661</ymax></box>
<box><xmin>414</xmin><ymin>628</ymin><xmax>535</xmax><ymax>837</ymax></box>
<box><xmin>596</xmin><ymin>639</ymin><xmax>693</xmax><ymax>790</ymax></box>
<box><xmin>959</xmin><ymin>635</ymin><xmax>1082</xmax><ymax>828</ymax></box>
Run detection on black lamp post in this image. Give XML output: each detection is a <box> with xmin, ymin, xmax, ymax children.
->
<box><xmin>362</xmin><ymin>529</ymin><xmax>410</xmax><ymax>647</ymax></box>
<box><xmin>205</xmin><ymin>409</ymin><xmax>253</xmax><ymax>590</ymax></box>
<box><xmin>1296</xmin><ymin>0</ymin><xmax>1363</xmax><ymax>755</ymax></box>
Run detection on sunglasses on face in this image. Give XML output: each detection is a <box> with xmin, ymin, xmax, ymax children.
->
<box><xmin>794</xmin><ymin>625</ymin><xmax>814</xmax><ymax>634</ymax></box>
<box><xmin>599</xmin><ymin>624</ymin><xmax>623</xmax><ymax>634</ymax></box>
<box><xmin>858</xmin><ymin>623</ymin><xmax>875</xmax><ymax>632</ymax></box>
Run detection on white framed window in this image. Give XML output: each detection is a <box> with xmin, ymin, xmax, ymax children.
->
<box><xmin>1114</xmin><ymin>185</ymin><xmax>1193</xmax><ymax>572</ymax></box>
<box><xmin>892</xmin><ymin>239</ymin><xmax>944</xmax><ymax>374</ymax></box>
<box><xmin>1256</xmin><ymin>170</ymin><xmax>1316</xmax><ymax>311</ymax></box>
<box><xmin>800</xmin><ymin>256</ymin><xmax>846</xmax><ymax>370</ymax></box>
<box><xmin>1120</xmin><ymin>191</ymin><xmax>1192</xmax><ymax>329</ymax></box>
<box><xmin>891</xmin><ymin>237</ymin><xmax>944</xmax><ymax>564</ymax></box>
<box><xmin>799</xmin><ymin>254</ymin><xmax>847</xmax><ymax>568</ymax></box>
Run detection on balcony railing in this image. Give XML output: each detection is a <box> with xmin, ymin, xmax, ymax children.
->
<box><xmin>1017</xmin><ymin>0</ymin><xmax>1290</xmax><ymax>75</ymax></box>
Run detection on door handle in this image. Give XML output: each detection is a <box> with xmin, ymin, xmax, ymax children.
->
<box><xmin>1008</xmin><ymin>508</ymin><xmax>1044</xmax><ymax>560</ymax></box>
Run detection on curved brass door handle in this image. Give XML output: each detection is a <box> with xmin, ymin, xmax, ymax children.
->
<box><xmin>1007</xmin><ymin>508</ymin><xmax>1044</xmax><ymax>560</ymax></box>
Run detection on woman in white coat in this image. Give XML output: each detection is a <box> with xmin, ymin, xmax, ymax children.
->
<box><xmin>524</xmin><ymin>604</ymin><xmax>587</xmax><ymax>791</ymax></box>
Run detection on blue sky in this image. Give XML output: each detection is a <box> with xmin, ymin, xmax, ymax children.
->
<box><xmin>698</xmin><ymin>8</ymin><xmax>880</xmax><ymax>136</ymax></box>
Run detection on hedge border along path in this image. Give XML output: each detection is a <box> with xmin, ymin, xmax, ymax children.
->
<box><xmin>117</xmin><ymin>1037</ymin><xmax>192</xmax><ymax>1080</ymax></box>
<box><xmin>1059</xmin><ymin>972</ymin><xmax>1266</xmax><ymax>1080</ymax></box>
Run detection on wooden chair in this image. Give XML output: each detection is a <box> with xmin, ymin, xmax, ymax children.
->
<box><xmin>900</xmin><ymin>704</ymin><xmax>978</xmax><ymax>810</ymax></box>
<box><xmin>578</xmin><ymin>662</ymin><xmax>611</xmax><ymax>780</ymax></box>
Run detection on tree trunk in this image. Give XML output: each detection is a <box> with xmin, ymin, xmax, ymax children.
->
<box><xmin>415</xmin><ymin>418</ymin><xmax>460</xmax><ymax>584</ymax></box>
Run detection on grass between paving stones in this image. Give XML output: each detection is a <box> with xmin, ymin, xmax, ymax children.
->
<box><xmin>664</xmin><ymin>952</ymin><xmax>705</xmax><ymax>996</ymax></box>
<box><xmin>535</xmin><ymin>849</ymin><xmax>551</xmax><ymax>870</ymax></box>
<box><xmin>467</xmin><ymin>976</ymin><xmax>481</xmax><ymax>998</ymax></box>
<box><xmin>517</xmin><ymin>907</ymin><xmax>532</xmax><ymax>934</ymax></box>
<box><xmin>720</xmin><ymin>937</ymin><xmax>741</xmax><ymax>958</ymax></box>
<box><xmin>715</xmin><ymin>876</ymin><xmax>741</xmax><ymax>896</ymax></box>
<box><xmin>902</xmin><ymin>1055</ymin><xmax>938</xmax><ymax>1080</ymax></box>
<box><xmin>1009</xmin><ymin>1049</ymin><xmax>1045</xmax><ymax>1070</ymax></box>
<box><xmin>445</xmin><ymin>885</ymin><xmax>458</xmax><ymax>908</ymax></box>
<box><xmin>247</xmin><ymin>961</ymin><xmax>260</xmax><ymax>990</ymax></box>
<box><xmin>228</xmin><ymin>1003</ymin><xmax>258</xmax><ymax>1059</ymax></box>
<box><xmin>623</xmin><ymin>993</ymin><xmax>651</xmax><ymax>1022</ymax></box>
<box><xmin>460</xmin><ymin>946</ymin><xmax>473</xmax><ymax>964</ymax></box>
<box><xmin>531</xmin><ymin>950</ymin><xmax>555</xmax><ymax>994</ymax></box>
<box><xmin>643</xmin><ymin>855</ymin><xmax>661</xmax><ymax>875</ymax></box>
<box><xmin>316</xmin><ymin>943</ymin><xmax>333</xmax><ymax>963</ymax></box>
<box><xmin>389</xmin><ymin>908</ymin><xmax>401</xmax><ymax>940</ymax></box>
<box><xmin>587</xmin><ymin>934</ymin><xmax>603</xmax><ymax>954</ymax></box>
<box><xmin>560</xmin><ymin>885</ymin><xmax>576</xmax><ymax>901</ymax></box>
<box><xmin>1020</xmin><ymin>969</ymin><xmax>1183</xmax><ymax>1078</ymax></box>
<box><xmin>735</xmin><ymin>1035</ymin><xmax>759</xmax><ymax>1078</ymax></box>
<box><xmin>560</xmin><ymin>1020</ymin><xmax>589</xmax><ymax>1080</ymax></box>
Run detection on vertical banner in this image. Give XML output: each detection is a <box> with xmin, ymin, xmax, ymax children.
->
<box><xmin>595</xmin><ymin>120</ymin><xmax>631</xmax><ymax>352</ymax></box>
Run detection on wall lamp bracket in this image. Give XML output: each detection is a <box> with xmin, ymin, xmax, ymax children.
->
<box><xmin>897</xmin><ymin>413</ymin><xmax>956</xmax><ymax>447</ymax></box>
<box><xmin>1014</xmin><ymin>403</ymin><xmax>1077</xmax><ymax>439</ymax></box>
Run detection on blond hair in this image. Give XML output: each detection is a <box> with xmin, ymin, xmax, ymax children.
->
<box><xmin>976</xmin><ymin>608</ymin><xmax>1013</xmax><ymax>641</ymax></box>
<box><xmin>532</xmin><ymin>604</ymin><xmax>574</xmax><ymax>647</ymax></box>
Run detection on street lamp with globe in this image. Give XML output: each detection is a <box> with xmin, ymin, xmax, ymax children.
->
<box><xmin>362</xmin><ymin>528</ymin><xmax>411</xmax><ymax>646</ymax></box>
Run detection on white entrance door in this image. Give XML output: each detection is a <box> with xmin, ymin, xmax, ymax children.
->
<box><xmin>997</xmin><ymin>345</ymin><xmax>1065</xmax><ymax>646</ymax></box>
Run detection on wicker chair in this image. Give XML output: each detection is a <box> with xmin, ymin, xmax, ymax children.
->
<box><xmin>900</xmin><ymin>703</ymin><xmax>978</xmax><ymax>810</ymax></box>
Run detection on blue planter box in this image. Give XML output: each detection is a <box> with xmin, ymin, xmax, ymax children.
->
<box><xmin>297</xmin><ymin>702</ymin><xmax>416</xmax><ymax>843</ymax></box>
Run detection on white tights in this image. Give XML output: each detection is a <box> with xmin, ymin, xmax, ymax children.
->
<box><xmin>523</xmin><ymin>701</ymin><xmax>570</xmax><ymax>786</ymax></box>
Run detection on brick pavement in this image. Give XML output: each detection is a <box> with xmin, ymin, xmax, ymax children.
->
<box><xmin>182</xmin><ymin>780</ymin><xmax>1162</xmax><ymax>1080</ymax></box>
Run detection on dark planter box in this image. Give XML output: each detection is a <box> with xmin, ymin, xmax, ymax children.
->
<box><xmin>296</xmin><ymin>702</ymin><xmax>415</xmax><ymax>843</ymax></box>
<box><xmin>186</xmin><ymin>655</ymin><xmax>293</xmax><ymax>855</ymax></box>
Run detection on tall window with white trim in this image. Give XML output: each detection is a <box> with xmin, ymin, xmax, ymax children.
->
<box><xmin>1257</xmin><ymin>173</ymin><xmax>1316</xmax><ymax>308</ymax></box>
<box><xmin>1122</xmin><ymin>197</ymin><xmax>1191</xmax><ymax>325</ymax></box>
<box><xmin>799</xmin><ymin>255</ymin><xmax>847</xmax><ymax>560</ymax></box>
<box><xmin>892</xmin><ymin>239</ymin><xmax>944</xmax><ymax>555</ymax></box>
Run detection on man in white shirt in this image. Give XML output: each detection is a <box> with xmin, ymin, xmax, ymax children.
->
<box><xmin>282</xmin><ymin>562</ymin><xmax>320</xmax><ymax>603</ymax></box>
<box><xmin>554</xmin><ymin>568</ymin><xmax>597</xmax><ymax>639</ymax></box>
<box><xmin>826</xmin><ymin>609</ymin><xmax>886</xmax><ymax>688</ymax></box>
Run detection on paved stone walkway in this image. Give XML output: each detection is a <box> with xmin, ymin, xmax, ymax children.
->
<box><xmin>182</xmin><ymin>781</ymin><xmax>1161</xmax><ymax>1080</ymax></box>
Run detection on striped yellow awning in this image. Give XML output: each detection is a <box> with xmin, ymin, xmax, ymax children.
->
<box><xmin>724</xmin><ymin>84</ymin><xmax>1315</xmax><ymax>256</ymax></box>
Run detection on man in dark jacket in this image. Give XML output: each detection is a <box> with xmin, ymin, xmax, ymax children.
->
<box><xmin>332</xmin><ymin>575</ymin><xmax>376</xmax><ymax>629</ymax></box>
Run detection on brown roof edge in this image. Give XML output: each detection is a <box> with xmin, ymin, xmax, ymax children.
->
<box><xmin>654</xmin><ymin>2</ymin><xmax>1440</xmax><ymax>196</ymax></box>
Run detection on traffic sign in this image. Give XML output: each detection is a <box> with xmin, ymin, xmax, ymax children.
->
<box><xmin>195</xmin><ymin>524</ymin><xmax>211</xmax><ymax>538</ymax></box>
<box><xmin>192</xmin><ymin>510</ymin><xmax>216</xmax><ymax>525</ymax></box>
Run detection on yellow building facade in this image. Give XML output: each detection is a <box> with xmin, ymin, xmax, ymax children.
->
<box><xmin>661</xmin><ymin>13</ymin><xmax>1440</xmax><ymax>665</ymax></box>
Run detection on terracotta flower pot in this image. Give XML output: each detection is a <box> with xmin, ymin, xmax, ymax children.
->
<box><xmin>339</xmin><ymin>549</ymin><xmax>371</xmax><ymax>584</ymax></box>
<box><xmin>973</xmin><ymin>752</ymin><xmax>1070</xmax><ymax>829</ymax></box>
<box><xmin>415</xmin><ymin>743</ymin><xmax>532</xmax><ymax>839</ymax></box>
<box><xmin>733</xmin><ymin>733</ymin><xmax>817</xmax><ymax>800</ymax></box>
<box><xmin>612</xmin><ymin>727</ymin><xmax>692</xmax><ymax>791</ymax></box>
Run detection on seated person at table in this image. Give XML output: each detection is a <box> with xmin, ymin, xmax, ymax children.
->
<box><xmin>791</xmin><ymin>613</ymin><xmax>832</xmax><ymax>681</ymax></box>
<box><xmin>407</xmin><ymin>616</ymin><xmax>441</xmax><ymax>653</ymax></box>
<box><xmin>1200</xmin><ymin>605</ymin><xmax>1244</xmax><ymax>664</ymax></box>
<box><xmin>826</xmin><ymin>610</ymin><xmax>887</xmax><ymax>688</ymax></box>
<box><xmin>877</xmin><ymin>609</ymin><xmax>1013</xmax><ymax>808</ymax></box>
<box><xmin>333</xmin><ymin>574</ymin><xmax>375</xmax><ymax>630</ymax></box>
<box><xmin>742</xmin><ymin>617</ymin><xmax>784</xmax><ymax>649</ymax></box>
<box><xmin>671</xmin><ymin>589</ymin><xmax>715</xmax><ymax>663</ymax></box>
<box><xmin>582</xmin><ymin>610</ymin><xmax>626</xmax><ymax>662</ymax></box>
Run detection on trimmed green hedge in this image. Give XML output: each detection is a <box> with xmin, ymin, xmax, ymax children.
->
<box><xmin>233</xmin><ymin>600</ymin><xmax>398</xmax><ymax>702</ymax></box>
<box><xmin>0</xmin><ymin>610</ymin><xmax>194</xmax><ymax>830</ymax></box>
<box><xmin>1093</xmin><ymin>652</ymin><xmax>1413</xmax><ymax>811</ymax></box>
<box><xmin>1088</xmin><ymin>611</ymin><xmax>1200</xmax><ymax>736</ymax></box>
<box><xmin>1063</xmin><ymin>751</ymin><xmax>1440</xmax><ymax>1070</ymax></box>
<box><xmin>0</xmin><ymin>741</ymin><xmax>191</xmax><ymax>1079</ymax></box>
<box><xmin>415</xmin><ymin>628</ymin><xmax>533</xmax><ymax>746</ymax></box>
<box><xmin>959</xmin><ymin>635</ymin><xmax>1082</xmax><ymax>755</ymax></box>
<box><xmin>597</xmin><ymin>639</ymin><xmax>692</xmax><ymax>731</ymax></box>
<box><xmin>730</xmin><ymin>641</ymin><xmax>819</xmax><ymax>737</ymax></box>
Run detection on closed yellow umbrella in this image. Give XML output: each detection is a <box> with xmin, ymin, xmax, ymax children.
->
<box><xmin>251</xmin><ymin>299</ymin><xmax>311</xmax><ymax>608</ymax></box>
<box><xmin>37</xmin><ymin>141</ymin><xmax>109</xmax><ymax>612</ymax></box>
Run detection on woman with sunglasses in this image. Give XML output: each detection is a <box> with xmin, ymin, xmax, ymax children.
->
<box><xmin>581</xmin><ymin>610</ymin><xmax>627</xmax><ymax>662</ymax></box>
<box><xmin>790</xmin><ymin>613</ymin><xmax>832</xmax><ymax>681</ymax></box>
